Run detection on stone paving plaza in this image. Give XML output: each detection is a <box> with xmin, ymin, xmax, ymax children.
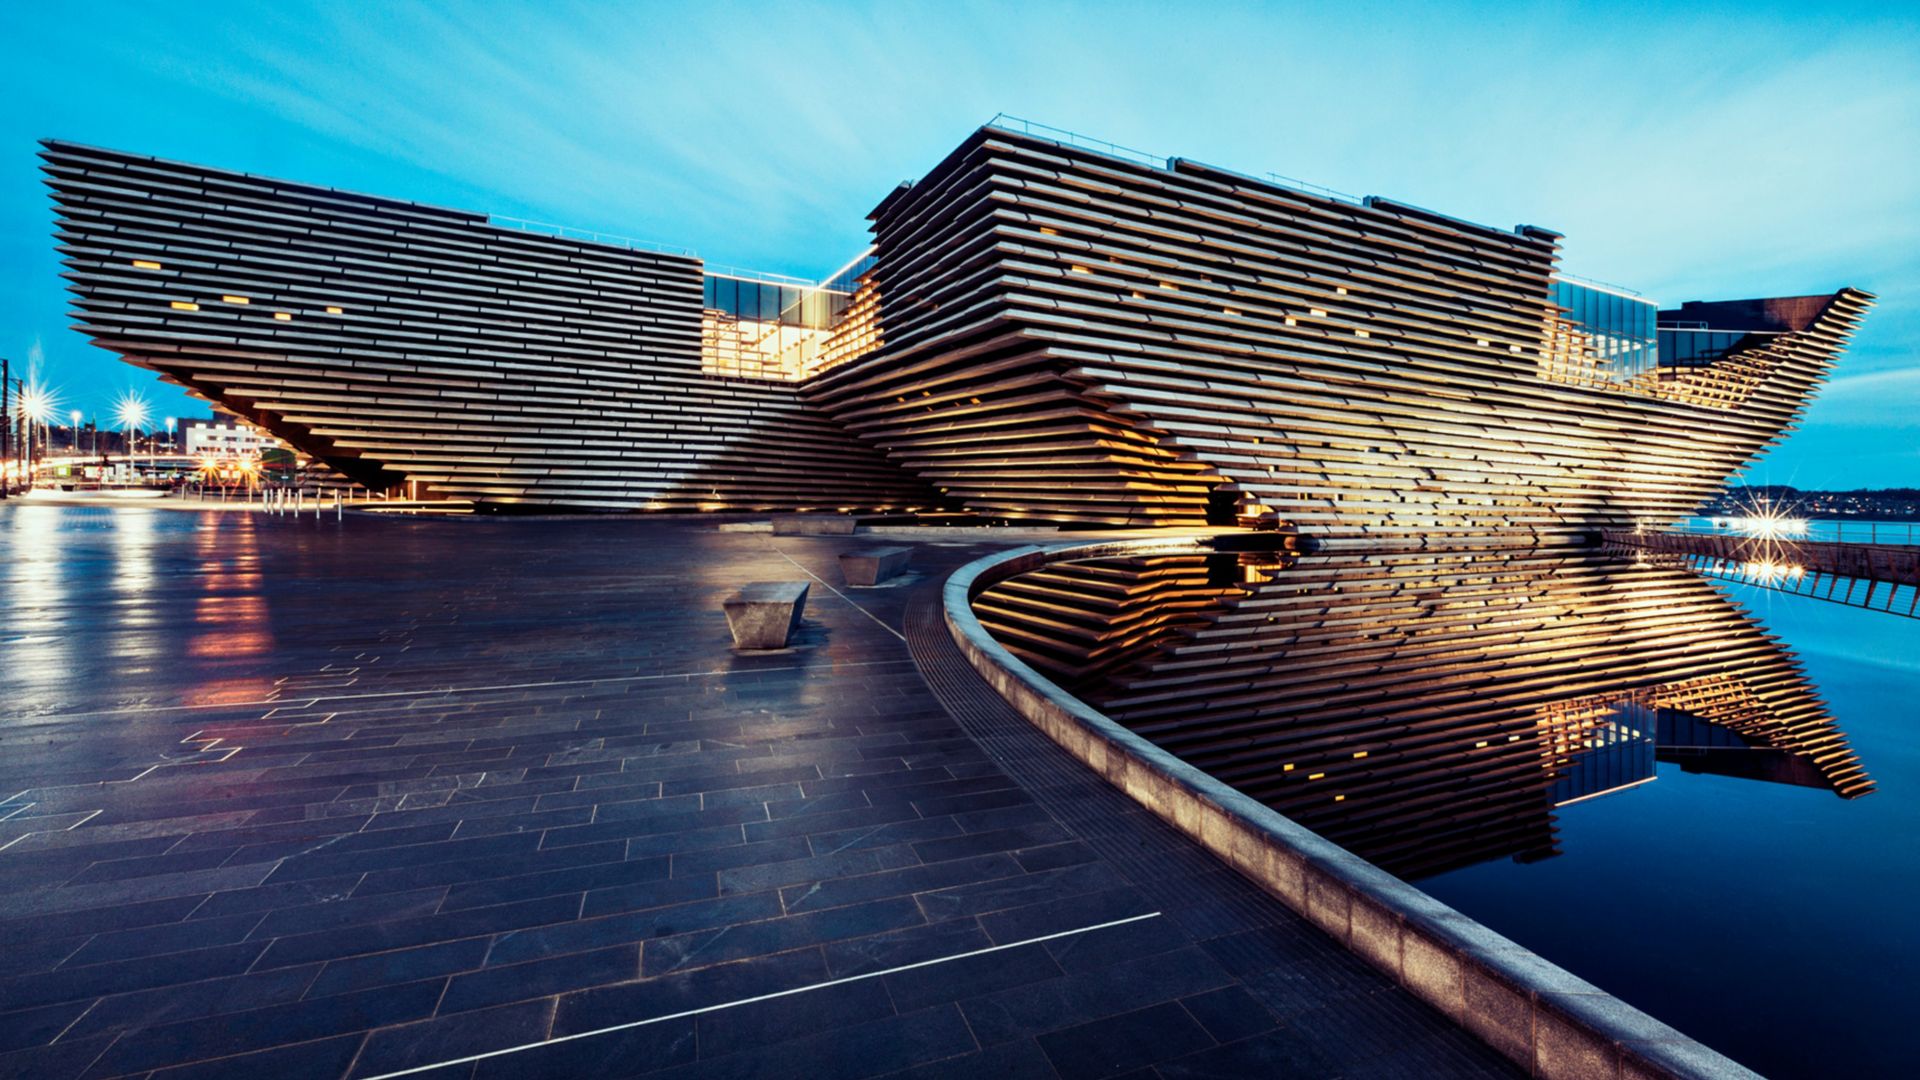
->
<box><xmin>0</xmin><ymin>503</ymin><xmax>1517</xmax><ymax>1079</ymax></box>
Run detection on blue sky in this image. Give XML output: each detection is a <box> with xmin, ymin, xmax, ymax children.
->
<box><xmin>2</xmin><ymin>0</ymin><xmax>1914</xmax><ymax>486</ymax></box>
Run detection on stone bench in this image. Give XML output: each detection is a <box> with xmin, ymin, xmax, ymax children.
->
<box><xmin>723</xmin><ymin>581</ymin><xmax>809</xmax><ymax>649</ymax></box>
<box><xmin>771</xmin><ymin>514</ymin><xmax>857</xmax><ymax>536</ymax></box>
<box><xmin>839</xmin><ymin>546</ymin><xmax>912</xmax><ymax>587</ymax></box>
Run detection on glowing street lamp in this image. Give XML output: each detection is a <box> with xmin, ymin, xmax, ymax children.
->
<box><xmin>17</xmin><ymin>383</ymin><xmax>54</xmax><ymax>426</ymax></box>
<box><xmin>15</xmin><ymin>382</ymin><xmax>58</xmax><ymax>478</ymax></box>
<box><xmin>113</xmin><ymin>392</ymin><xmax>150</xmax><ymax>480</ymax></box>
<box><xmin>69</xmin><ymin>409</ymin><xmax>82</xmax><ymax>453</ymax></box>
<box><xmin>165</xmin><ymin>416</ymin><xmax>177</xmax><ymax>454</ymax></box>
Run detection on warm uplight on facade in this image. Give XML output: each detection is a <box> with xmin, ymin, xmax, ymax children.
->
<box><xmin>170</xmin><ymin>301</ymin><xmax>198</xmax><ymax>311</ymax></box>
<box><xmin>131</xmin><ymin>259</ymin><xmax>162</xmax><ymax>270</ymax></box>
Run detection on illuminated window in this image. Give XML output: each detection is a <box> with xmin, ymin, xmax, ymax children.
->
<box><xmin>1336</xmin><ymin>286</ymin><xmax>1348</xmax><ymax>295</ymax></box>
<box><xmin>1309</xmin><ymin>308</ymin><xmax>1327</xmax><ymax>317</ymax></box>
<box><xmin>1224</xmin><ymin>308</ymin><xmax>1241</xmax><ymax>317</ymax></box>
<box><xmin>169</xmin><ymin>301</ymin><xmax>199</xmax><ymax>311</ymax></box>
<box><xmin>1477</xmin><ymin>339</ymin><xmax>1491</xmax><ymax>347</ymax></box>
<box><xmin>1334</xmin><ymin>795</ymin><xmax>1346</xmax><ymax>802</ymax></box>
<box><xmin>1355</xmin><ymin>329</ymin><xmax>1370</xmax><ymax>338</ymax></box>
<box><xmin>1353</xmin><ymin>750</ymin><xmax>1368</xmax><ymax>759</ymax></box>
<box><xmin>326</xmin><ymin>306</ymin><xmax>344</xmax><ymax>315</ymax></box>
<box><xmin>1308</xmin><ymin>772</ymin><xmax>1325</xmax><ymax>780</ymax></box>
<box><xmin>131</xmin><ymin>260</ymin><xmax>162</xmax><ymax>270</ymax></box>
<box><xmin>1069</xmin><ymin>265</ymin><xmax>1091</xmax><ymax>274</ymax></box>
<box><xmin>1159</xmin><ymin>281</ymin><xmax>1178</xmax><ymax>291</ymax></box>
<box><xmin>1283</xmin><ymin>763</ymin><xmax>1295</xmax><ymax>771</ymax></box>
<box><xmin>273</xmin><ymin>312</ymin><xmax>292</xmax><ymax>321</ymax></box>
<box><xmin>1284</xmin><ymin>316</ymin><xmax>1297</xmax><ymax>326</ymax></box>
<box><xmin>1038</xmin><ymin>226</ymin><xmax>1058</xmax><ymax>236</ymax></box>
<box><xmin>222</xmin><ymin>295</ymin><xmax>249</xmax><ymax>305</ymax></box>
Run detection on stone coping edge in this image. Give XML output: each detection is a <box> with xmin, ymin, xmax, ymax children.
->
<box><xmin>942</xmin><ymin>536</ymin><xmax>1762</xmax><ymax>1080</ymax></box>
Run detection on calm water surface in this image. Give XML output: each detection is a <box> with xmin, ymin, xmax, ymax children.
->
<box><xmin>1420</xmin><ymin>581</ymin><xmax>1920</xmax><ymax>1078</ymax></box>
<box><xmin>979</xmin><ymin>540</ymin><xmax>1918</xmax><ymax>1078</ymax></box>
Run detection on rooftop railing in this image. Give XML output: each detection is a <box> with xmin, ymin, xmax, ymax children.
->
<box><xmin>1551</xmin><ymin>272</ymin><xmax>1645</xmax><ymax>299</ymax></box>
<box><xmin>985</xmin><ymin>113</ymin><xmax>1367</xmax><ymax>208</ymax></box>
<box><xmin>487</xmin><ymin>214</ymin><xmax>695</xmax><ymax>258</ymax></box>
<box><xmin>1262</xmin><ymin>171</ymin><xmax>1362</xmax><ymax>206</ymax></box>
<box><xmin>985</xmin><ymin>113</ymin><xmax>1166</xmax><ymax>169</ymax></box>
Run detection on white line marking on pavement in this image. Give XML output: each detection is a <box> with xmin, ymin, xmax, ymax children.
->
<box><xmin>772</xmin><ymin>546</ymin><xmax>909</xmax><ymax>643</ymax></box>
<box><xmin>358</xmin><ymin>911</ymin><xmax>1162</xmax><ymax>1079</ymax></box>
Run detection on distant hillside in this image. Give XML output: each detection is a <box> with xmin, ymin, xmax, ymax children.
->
<box><xmin>1703</xmin><ymin>485</ymin><xmax>1920</xmax><ymax>521</ymax></box>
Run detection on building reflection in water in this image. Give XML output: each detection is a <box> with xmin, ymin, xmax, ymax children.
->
<box><xmin>975</xmin><ymin>547</ymin><xmax>1872</xmax><ymax>881</ymax></box>
<box><xmin>1</xmin><ymin>505</ymin><xmax>80</xmax><ymax>715</ymax></box>
<box><xmin>183</xmin><ymin>511</ymin><xmax>278</xmax><ymax>703</ymax></box>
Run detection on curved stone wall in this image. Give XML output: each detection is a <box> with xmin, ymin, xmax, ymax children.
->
<box><xmin>944</xmin><ymin>536</ymin><xmax>1759</xmax><ymax>1080</ymax></box>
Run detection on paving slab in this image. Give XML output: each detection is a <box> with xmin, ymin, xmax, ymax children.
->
<box><xmin>0</xmin><ymin>503</ymin><xmax>1518</xmax><ymax>1079</ymax></box>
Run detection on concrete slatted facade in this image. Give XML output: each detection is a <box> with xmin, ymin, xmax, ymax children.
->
<box><xmin>42</xmin><ymin>140</ymin><xmax>935</xmax><ymax>511</ymax></box>
<box><xmin>43</xmin><ymin>127</ymin><xmax>1871</xmax><ymax>527</ymax></box>
<box><xmin>809</xmin><ymin>127</ymin><xmax>1873</xmax><ymax>537</ymax></box>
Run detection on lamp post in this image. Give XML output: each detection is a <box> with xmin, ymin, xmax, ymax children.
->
<box><xmin>114</xmin><ymin>393</ymin><xmax>150</xmax><ymax>486</ymax></box>
<box><xmin>69</xmin><ymin>409</ymin><xmax>81</xmax><ymax>455</ymax></box>
<box><xmin>17</xmin><ymin>382</ymin><xmax>55</xmax><ymax>490</ymax></box>
<box><xmin>1</xmin><ymin>360</ymin><xmax>12</xmax><ymax>497</ymax></box>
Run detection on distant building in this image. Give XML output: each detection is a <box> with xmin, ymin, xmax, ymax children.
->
<box><xmin>181</xmin><ymin>416</ymin><xmax>281</xmax><ymax>457</ymax></box>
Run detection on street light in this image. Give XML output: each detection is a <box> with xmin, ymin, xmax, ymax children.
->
<box><xmin>16</xmin><ymin>382</ymin><xmax>56</xmax><ymax>483</ymax></box>
<box><xmin>113</xmin><ymin>391</ymin><xmax>150</xmax><ymax>483</ymax></box>
<box><xmin>69</xmin><ymin>409</ymin><xmax>82</xmax><ymax>454</ymax></box>
<box><xmin>165</xmin><ymin>416</ymin><xmax>177</xmax><ymax>455</ymax></box>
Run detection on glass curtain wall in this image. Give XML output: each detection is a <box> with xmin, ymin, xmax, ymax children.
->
<box><xmin>1657</xmin><ymin>327</ymin><xmax>1754</xmax><ymax>369</ymax></box>
<box><xmin>700</xmin><ymin>273</ymin><xmax>856</xmax><ymax>381</ymax></box>
<box><xmin>1548</xmin><ymin>279</ymin><xmax>1659</xmax><ymax>384</ymax></box>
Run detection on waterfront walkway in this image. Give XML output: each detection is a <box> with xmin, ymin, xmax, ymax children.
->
<box><xmin>0</xmin><ymin>504</ymin><xmax>1516</xmax><ymax>1079</ymax></box>
<box><xmin>1604</xmin><ymin>527</ymin><xmax>1920</xmax><ymax>617</ymax></box>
